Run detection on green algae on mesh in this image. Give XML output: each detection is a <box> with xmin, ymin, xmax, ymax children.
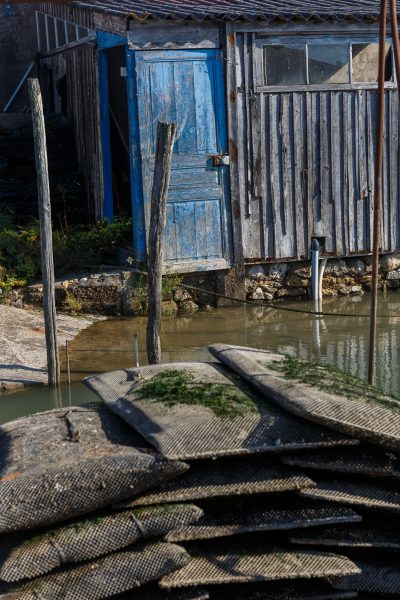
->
<box><xmin>139</xmin><ymin>369</ymin><xmax>265</xmax><ymax>418</ymax></box>
<box><xmin>266</xmin><ymin>355</ymin><xmax>400</xmax><ymax>415</ymax></box>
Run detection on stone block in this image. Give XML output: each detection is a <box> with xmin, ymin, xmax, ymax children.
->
<box><xmin>350</xmin><ymin>285</ymin><xmax>363</xmax><ymax>294</ymax></box>
<box><xmin>173</xmin><ymin>288</ymin><xmax>192</xmax><ymax>302</ymax></box>
<box><xmin>161</xmin><ymin>300</ymin><xmax>178</xmax><ymax>316</ymax></box>
<box><xmin>346</xmin><ymin>258</ymin><xmax>366</xmax><ymax>276</ymax></box>
<box><xmin>249</xmin><ymin>287</ymin><xmax>264</xmax><ymax>300</ymax></box>
<box><xmin>286</xmin><ymin>275</ymin><xmax>309</xmax><ymax>289</ymax></box>
<box><xmin>381</xmin><ymin>253</ymin><xmax>400</xmax><ymax>273</ymax></box>
<box><xmin>179</xmin><ymin>300</ymin><xmax>199</xmax><ymax>313</ymax></box>
<box><xmin>324</xmin><ymin>259</ymin><xmax>349</xmax><ymax>277</ymax></box>
<box><xmin>386</xmin><ymin>269</ymin><xmax>400</xmax><ymax>280</ymax></box>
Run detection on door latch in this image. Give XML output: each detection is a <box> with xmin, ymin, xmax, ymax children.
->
<box><xmin>208</xmin><ymin>154</ymin><xmax>230</xmax><ymax>167</ymax></box>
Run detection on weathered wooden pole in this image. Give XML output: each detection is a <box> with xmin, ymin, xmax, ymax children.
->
<box><xmin>146</xmin><ymin>122</ymin><xmax>176</xmax><ymax>365</ymax></box>
<box><xmin>28</xmin><ymin>78</ymin><xmax>61</xmax><ymax>388</ymax></box>
<box><xmin>368</xmin><ymin>0</ymin><xmax>387</xmax><ymax>385</ymax></box>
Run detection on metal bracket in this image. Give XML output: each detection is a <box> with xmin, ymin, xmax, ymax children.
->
<box><xmin>208</xmin><ymin>154</ymin><xmax>230</xmax><ymax>167</ymax></box>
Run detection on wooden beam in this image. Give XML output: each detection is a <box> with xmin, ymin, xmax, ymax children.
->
<box><xmin>146</xmin><ymin>122</ymin><xmax>176</xmax><ymax>365</ymax></box>
<box><xmin>28</xmin><ymin>78</ymin><xmax>60</xmax><ymax>390</ymax></box>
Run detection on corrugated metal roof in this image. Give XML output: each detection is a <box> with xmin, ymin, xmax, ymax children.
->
<box><xmin>71</xmin><ymin>0</ymin><xmax>389</xmax><ymax>23</ymax></box>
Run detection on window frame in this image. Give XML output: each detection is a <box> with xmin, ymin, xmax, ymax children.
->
<box><xmin>256</xmin><ymin>34</ymin><xmax>396</xmax><ymax>92</ymax></box>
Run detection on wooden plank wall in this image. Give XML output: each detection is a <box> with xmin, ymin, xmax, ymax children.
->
<box><xmin>236</xmin><ymin>32</ymin><xmax>400</xmax><ymax>261</ymax></box>
<box><xmin>40</xmin><ymin>44</ymin><xmax>104</xmax><ymax>221</ymax></box>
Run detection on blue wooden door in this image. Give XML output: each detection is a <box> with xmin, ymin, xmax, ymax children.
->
<box><xmin>134</xmin><ymin>49</ymin><xmax>232</xmax><ymax>270</ymax></box>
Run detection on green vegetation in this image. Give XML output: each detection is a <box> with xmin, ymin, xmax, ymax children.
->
<box><xmin>0</xmin><ymin>212</ymin><xmax>132</xmax><ymax>295</ymax></box>
<box><xmin>63</xmin><ymin>291</ymin><xmax>83</xmax><ymax>314</ymax></box>
<box><xmin>140</xmin><ymin>369</ymin><xmax>264</xmax><ymax>418</ymax></box>
<box><xmin>129</xmin><ymin>271</ymin><xmax>182</xmax><ymax>312</ymax></box>
<box><xmin>268</xmin><ymin>354</ymin><xmax>400</xmax><ymax>414</ymax></box>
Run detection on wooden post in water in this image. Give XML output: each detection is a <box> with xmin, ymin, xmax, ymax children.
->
<box><xmin>368</xmin><ymin>0</ymin><xmax>387</xmax><ymax>385</ymax></box>
<box><xmin>28</xmin><ymin>78</ymin><xmax>60</xmax><ymax>388</ymax></box>
<box><xmin>146</xmin><ymin>122</ymin><xmax>176</xmax><ymax>365</ymax></box>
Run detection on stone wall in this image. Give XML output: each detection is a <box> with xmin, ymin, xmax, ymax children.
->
<box><xmin>0</xmin><ymin>3</ymin><xmax>37</xmax><ymax>110</ymax></box>
<box><xmin>19</xmin><ymin>271</ymin><xmax>214</xmax><ymax>316</ymax></box>
<box><xmin>245</xmin><ymin>253</ymin><xmax>400</xmax><ymax>302</ymax></box>
<box><xmin>11</xmin><ymin>252</ymin><xmax>400</xmax><ymax>316</ymax></box>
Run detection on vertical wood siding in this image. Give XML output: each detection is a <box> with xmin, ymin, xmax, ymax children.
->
<box><xmin>236</xmin><ymin>33</ymin><xmax>400</xmax><ymax>261</ymax></box>
<box><xmin>40</xmin><ymin>44</ymin><xmax>104</xmax><ymax>220</ymax></box>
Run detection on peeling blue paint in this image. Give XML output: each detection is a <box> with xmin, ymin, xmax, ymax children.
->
<box><xmin>134</xmin><ymin>49</ymin><xmax>232</xmax><ymax>268</ymax></box>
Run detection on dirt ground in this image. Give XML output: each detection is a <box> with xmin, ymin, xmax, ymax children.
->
<box><xmin>0</xmin><ymin>305</ymin><xmax>102</xmax><ymax>392</ymax></box>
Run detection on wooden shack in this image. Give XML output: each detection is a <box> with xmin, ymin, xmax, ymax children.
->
<box><xmin>34</xmin><ymin>1</ymin><xmax>400</xmax><ymax>282</ymax></box>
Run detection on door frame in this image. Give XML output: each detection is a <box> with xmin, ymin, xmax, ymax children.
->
<box><xmin>97</xmin><ymin>31</ymin><xmax>126</xmax><ymax>222</ymax></box>
<box><xmin>127</xmin><ymin>47</ymin><xmax>233</xmax><ymax>271</ymax></box>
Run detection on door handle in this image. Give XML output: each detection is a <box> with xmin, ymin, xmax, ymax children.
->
<box><xmin>208</xmin><ymin>154</ymin><xmax>230</xmax><ymax>167</ymax></box>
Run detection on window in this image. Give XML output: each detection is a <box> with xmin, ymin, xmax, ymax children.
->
<box><xmin>263</xmin><ymin>38</ymin><xmax>394</xmax><ymax>87</ymax></box>
<box><xmin>352</xmin><ymin>43</ymin><xmax>392</xmax><ymax>82</ymax></box>
<box><xmin>36</xmin><ymin>12</ymin><xmax>94</xmax><ymax>53</ymax></box>
<box><xmin>264</xmin><ymin>44</ymin><xmax>306</xmax><ymax>85</ymax></box>
<box><xmin>308</xmin><ymin>44</ymin><xmax>349</xmax><ymax>84</ymax></box>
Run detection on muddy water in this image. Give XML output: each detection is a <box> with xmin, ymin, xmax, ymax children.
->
<box><xmin>1</xmin><ymin>292</ymin><xmax>400</xmax><ymax>423</ymax></box>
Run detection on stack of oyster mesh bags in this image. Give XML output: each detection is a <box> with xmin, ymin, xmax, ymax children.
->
<box><xmin>1</xmin><ymin>344</ymin><xmax>399</xmax><ymax>599</ymax></box>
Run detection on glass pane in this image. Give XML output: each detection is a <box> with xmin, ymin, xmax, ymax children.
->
<box><xmin>264</xmin><ymin>44</ymin><xmax>306</xmax><ymax>85</ymax></box>
<box><xmin>352</xmin><ymin>43</ymin><xmax>392</xmax><ymax>82</ymax></box>
<box><xmin>308</xmin><ymin>44</ymin><xmax>349</xmax><ymax>84</ymax></box>
<box><xmin>56</xmin><ymin>19</ymin><xmax>66</xmax><ymax>47</ymax></box>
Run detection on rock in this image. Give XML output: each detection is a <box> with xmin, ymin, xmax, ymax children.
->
<box><xmin>179</xmin><ymin>300</ymin><xmax>199</xmax><ymax>313</ymax></box>
<box><xmin>288</xmin><ymin>288</ymin><xmax>307</xmax><ymax>298</ymax></box>
<box><xmin>361</xmin><ymin>275</ymin><xmax>373</xmax><ymax>284</ymax></box>
<box><xmin>277</xmin><ymin>288</ymin><xmax>307</xmax><ymax>298</ymax></box>
<box><xmin>246</xmin><ymin>265</ymin><xmax>267</xmax><ymax>280</ymax></box>
<box><xmin>263</xmin><ymin>292</ymin><xmax>274</xmax><ymax>301</ymax></box>
<box><xmin>386</xmin><ymin>269</ymin><xmax>400</xmax><ymax>280</ymax></box>
<box><xmin>257</xmin><ymin>281</ymin><xmax>279</xmax><ymax>294</ymax></box>
<box><xmin>245</xmin><ymin>279</ymin><xmax>257</xmax><ymax>293</ymax></box>
<box><xmin>350</xmin><ymin>285</ymin><xmax>363</xmax><ymax>294</ymax></box>
<box><xmin>322</xmin><ymin>288</ymin><xmax>338</xmax><ymax>297</ymax></box>
<box><xmin>387</xmin><ymin>280</ymin><xmax>400</xmax><ymax>290</ymax></box>
<box><xmin>173</xmin><ymin>288</ymin><xmax>192</xmax><ymax>303</ymax></box>
<box><xmin>161</xmin><ymin>300</ymin><xmax>178</xmax><ymax>316</ymax></box>
<box><xmin>338</xmin><ymin>285</ymin><xmax>351</xmax><ymax>295</ymax></box>
<box><xmin>286</xmin><ymin>275</ymin><xmax>309</xmax><ymax>289</ymax></box>
<box><xmin>381</xmin><ymin>253</ymin><xmax>400</xmax><ymax>273</ymax></box>
<box><xmin>287</xmin><ymin>262</ymin><xmax>310</xmax><ymax>279</ymax></box>
<box><xmin>346</xmin><ymin>258</ymin><xmax>366</xmax><ymax>276</ymax></box>
<box><xmin>324</xmin><ymin>260</ymin><xmax>349</xmax><ymax>277</ymax></box>
<box><xmin>264</xmin><ymin>263</ymin><xmax>288</xmax><ymax>281</ymax></box>
<box><xmin>249</xmin><ymin>287</ymin><xmax>264</xmax><ymax>300</ymax></box>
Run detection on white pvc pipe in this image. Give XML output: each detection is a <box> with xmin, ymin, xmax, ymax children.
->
<box><xmin>311</xmin><ymin>239</ymin><xmax>320</xmax><ymax>302</ymax></box>
<box><xmin>134</xmin><ymin>333</ymin><xmax>139</xmax><ymax>369</ymax></box>
<box><xmin>318</xmin><ymin>258</ymin><xmax>328</xmax><ymax>301</ymax></box>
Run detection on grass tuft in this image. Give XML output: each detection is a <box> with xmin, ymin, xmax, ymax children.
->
<box><xmin>140</xmin><ymin>369</ymin><xmax>263</xmax><ymax>418</ymax></box>
<box><xmin>268</xmin><ymin>354</ymin><xmax>400</xmax><ymax>415</ymax></box>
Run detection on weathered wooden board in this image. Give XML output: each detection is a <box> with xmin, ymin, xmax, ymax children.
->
<box><xmin>234</xmin><ymin>35</ymin><xmax>400</xmax><ymax>261</ymax></box>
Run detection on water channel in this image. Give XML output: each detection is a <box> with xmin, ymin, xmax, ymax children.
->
<box><xmin>1</xmin><ymin>292</ymin><xmax>400</xmax><ymax>424</ymax></box>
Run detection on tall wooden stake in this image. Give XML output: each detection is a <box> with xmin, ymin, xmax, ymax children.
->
<box><xmin>368</xmin><ymin>0</ymin><xmax>387</xmax><ymax>385</ymax></box>
<box><xmin>28</xmin><ymin>78</ymin><xmax>60</xmax><ymax>388</ymax></box>
<box><xmin>146</xmin><ymin>122</ymin><xmax>176</xmax><ymax>365</ymax></box>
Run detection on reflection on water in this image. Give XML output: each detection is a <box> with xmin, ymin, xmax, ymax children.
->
<box><xmin>1</xmin><ymin>292</ymin><xmax>400</xmax><ymax>423</ymax></box>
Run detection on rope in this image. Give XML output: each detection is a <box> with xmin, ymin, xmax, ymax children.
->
<box><xmin>129</xmin><ymin>268</ymin><xmax>400</xmax><ymax>319</ymax></box>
